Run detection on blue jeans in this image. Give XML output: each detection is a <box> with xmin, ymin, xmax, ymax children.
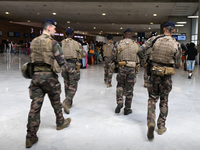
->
<box><xmin>186</xmin><ymin>60</ymin><xmax>195</xmax><ymax>71</ymax></box>
<box><xmin>82</xmin><ymin>58</ymin><xmax>86</xmax><ymax>67</ymax></box>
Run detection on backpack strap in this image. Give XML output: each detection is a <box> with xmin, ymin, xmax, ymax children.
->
<box><xmin>151</xmin><ymin>35</ymin><xmax>166</xmax><ymax>47</ymax></box>
<box><xmin>118</xmin><ymin>41</ymin><xmax>135</xmax><ymax>53</ymax></box>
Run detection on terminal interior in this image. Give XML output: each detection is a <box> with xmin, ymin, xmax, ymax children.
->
<box><xmin>0</xmin><ymin>0</ymin><xmax>200</xmax><ymax>149</ymax></box>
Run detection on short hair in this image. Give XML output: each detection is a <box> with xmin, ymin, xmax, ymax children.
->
<box><xmin>42</xmin><ymin>21</ymin><xmax>53</xmax><ymax>30</ymax></box>
<box><xmin>164</xmin><ymin>26</ymin><xmax>175</xmax><ymax>34</ymax></box>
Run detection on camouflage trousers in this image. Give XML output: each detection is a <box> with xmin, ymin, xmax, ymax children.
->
<box><xmin>26</xmin><ymin>72</ymin><xmax>64</xmax><ymax>140</ymax></box>
<box><xmin>144</xmin><ymin>66</ymin><xmax>148</xmax><ymax>84</ymax></box>
<box><xmin>104</xmin><ymin>57</ymin><xmax>113</xmax><ymax>84</ymax></box>
<box><xmin>147</xmin><ymin>73</ymin><xmax>172</xmax><ymax>129</ymax></box>
<box><xmin>62</xmin><ymin>62</ymin><xmax>80</xmax><ymax>107</ymax></box>
<box><xmin>116</xmin><ymin>66</ymin><xmax>137</xmax><ymax>111</ymax></box>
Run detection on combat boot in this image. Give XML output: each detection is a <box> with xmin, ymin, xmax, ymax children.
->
<box><xmin>26</xmin><ymin>137</ymin><xmax>38</xmax><ymax>148</ymax></box>
<box><xmin>107</xmin><ymin>84</ymin><xmax>112</xmax><ymax>88</ymax></box>
<box><xmin>115</xmin><ymin>103</ymin><xmax>123</xmax><ymax>113</ymax></box>
<box><xmin>147</xmin><ymin>122</ymin><xmax>155</xmax><ymax>140</ymax></box>
<box><xmin>124</xmin><ymin>109</ymin><xmax>132</xmax><ymax>115</ymax></box>
<box><xmin>158</xmin><ymin>127</ymin><xmax>167</xmax><ymax>135</ymax></box>
<box><xmin>62</xmin><ymin>103</ymin><xmax>70</xmax><ymax>114</ymax></box>
<box><xmin>105</xmin><ymin>81</ymin><xmax>108</xmax><ymax>85</ymax></box>
<box><xmin>57</xmin><ymin>118</ymin><xmax>71</xmax><ymax>130</ymax></box>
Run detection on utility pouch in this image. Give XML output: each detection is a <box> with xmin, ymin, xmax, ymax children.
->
<box><xmin>126</xmin><ymin>61</ymin><xmax>136</xmax><ymax>68</ymax></box>
<box><xmin>75</xmin><ymin>61</ymin><xmax>81</xmax><ymax>72</ymax></box>
<box><xmin>21</xmin><ymin>62</ymin><xmax>34</xmax><ymax>79</ymax></box>
<box><xmin>118</xmin><ymin>61</ymin><xmax>126</xmax><ymax>67</ymax></box>
<box><xmin>151</xmin><ymin>66</ymin><xmax>165</xmax><ymax>76</ymax></box>
<box><xmin>111</xmin><ymin>62</ymin><xmax>115</xmax><ymax>72</ymax></box>
<box><xmin>135</xmin><ymin>64</ymin><xmax>140</xmax><ymax>74</ymax></box>
<box><xmin>164</xmin><ymin>67</ymin><xmax>175</xmax><ymax>75</ymax></box>
<box><xmin>144</xmin><ymin>62</ymin><xmax>148</xmax><ymax>70</ymax></box>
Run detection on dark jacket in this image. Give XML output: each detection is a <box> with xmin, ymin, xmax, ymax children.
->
<box><xmin>185</xmin><ymin>43</ymin><xmax>197</xmax><ymax>60</ymax></box>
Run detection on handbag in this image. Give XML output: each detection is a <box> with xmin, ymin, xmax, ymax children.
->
<box><xmin>89</xmin><ymin>49</ymin><xmax>94</xmax><ymax>54</ymax></box>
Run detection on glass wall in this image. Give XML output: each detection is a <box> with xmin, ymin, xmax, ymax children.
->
<box><xmin>191</xmin><ymin>10</ymin><xmax>199</xmax><ymax>46</ymax></box>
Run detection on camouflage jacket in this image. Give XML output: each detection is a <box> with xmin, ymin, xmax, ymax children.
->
<box><xmin>30</xmin><ymin>34</ymin><xmax>66</xmax><ymax>68</ymax></box>
<box><xmin>109</xmin><ymin>38</ymin><xmax>144</xmax><ymax>63</ymax></box>
<box><xmin>139</xmin><ymin>34</ymin><xmax>182</xmax><ymax>68</ymax></box>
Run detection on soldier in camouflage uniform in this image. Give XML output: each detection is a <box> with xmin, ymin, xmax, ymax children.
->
<box><xmin>103</xmin><ymin>35</ymin><xmax>114</xmax><ymax>87</ymax></box>
<box><xmin>61</xmin><ymin>28</ymin><xmax>85</xmax><ymax>113</ymax></box>
<box><xmin>139</xmin><ymin>21</ymin><xmax>182</xmax><ymax>140</ymax></box>
<box><xmin>109</xmin><ymin>28</ymin><xmax>144</xmax><ymax>115</ymax></box>
<box><xmin>26</xmin><ymin>19</ymin><xmax>71</xmax><ymax>148</ymax></box>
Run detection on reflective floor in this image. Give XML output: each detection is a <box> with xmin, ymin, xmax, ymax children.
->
<box><xmin>0</xmin><ymin>53</ymin><xmax>200</xmax><ymax>150</ymax></box>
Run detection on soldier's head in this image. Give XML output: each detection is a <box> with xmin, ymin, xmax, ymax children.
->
<box><xmin>107</xmin><ymin>35</ymin><xmax>113</xmax><ymax>42</ymax></box>
<box><xmin>65</xmin><ymin>28</ymin><xmax>74</xmax><ymax>38</ymax></box>
<box><xmin>124</xmin><ymin>28</ymin><xmax>133</xmax><ymax>39</ymax></box>
<box><xmin>163</xmin><ymin>21</ymin><xmax>175</xmax><ymax>35</ymax></box>
<box><xmin>42</xmin><ymin>19</ymin><xmax>57</xmax><ymax>36</ymax></box>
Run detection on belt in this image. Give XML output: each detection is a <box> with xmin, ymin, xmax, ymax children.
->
<box><xmin>66</xmin><ymin>60</ymin><xmax>76</xmax><ymax>63</ymax></box>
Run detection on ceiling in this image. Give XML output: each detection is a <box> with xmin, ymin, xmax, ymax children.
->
<box><xmin>0</xmin><ymin>0</ymin><xmax>199</xmax><ymax>37</ymax></box>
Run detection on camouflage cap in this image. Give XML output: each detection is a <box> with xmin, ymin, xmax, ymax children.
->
<box><xmin>163</xmin><ymin>21</ymin><xmax>175</xmax><ymax>27</ymax></box>
<box><xmin>124</xmin><ymin>28</ymin><xmax>132</xmax><ymax>33</ymax></box>
<box><xmin>44</xmin><ymin>18</ymin><xmax>57</xmax><ymax>27</ymax></box>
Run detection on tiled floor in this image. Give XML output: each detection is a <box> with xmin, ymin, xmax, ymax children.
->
<box><xmin>0</xmin><ymin>53</ymin><xmax>200</xmax><ymax>150</ymax></box>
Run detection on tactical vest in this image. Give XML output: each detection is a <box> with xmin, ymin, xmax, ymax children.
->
<box><xmin>61</xmin><ymin>38</ymin><xmax>79</xmax><ymax>60</ymax></box>
<box><xmin>30</xmin><ymin>34</ymin><xmax>54</xmax><ymax>69</ymax></box>
<box><xmin>104</xmin><ymin>42</ymin><xmax>113</xmax><ymax>57</ymax></box>
<box><xmin>150</xmin><ymin>35</ymin><xmax>176</xmax><ymax>65</ymax></box>
<box><xmin>117</xmin><ymin>38</ymin><xmax>139</xmax><ymax>62</ymax></box>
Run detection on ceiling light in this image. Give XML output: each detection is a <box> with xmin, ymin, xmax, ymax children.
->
<box><xmin>102</xmin><ymin>13</ymin><xmax>106</xmax><ymax>16</ymax></box>
<box><xmin>53</xmin><ymin>13</ymin><xmax>56</xmax><ymax>15</ymax></box>
<box><xmin>177</xmin><ymin>22</ymin><xmax>187</xmax><ymax>24</ymax></box>
<box><xmin>187</xmin><ymin>16</ymin><xmax>198</xmax><ymax>18</ymax></box>
<box><xmin>153</xmin><ymin>14</ymin><xmax>157</xmax><ymax>16</ymax></box>
<box><xmin>83</xmin><ymin>32</ymin><xmax>85</xmax><ymax>34</ymax></box>
<box><xmin>94</xmin><ymin>27</ymin><xmax>96</xmax><ymax>29</ymax></box>
<box><xmin>68</xmin><ymin>27</ymin><xmax>70</xmax><ymax>28</ymax></box>
<box><xmin>150</xmin><ymin>22</ymin><xmax>153</xmax><ymax>25</ymax></box>
<box><xmin>112</xmin><ymin>23</ymin><xmax>114</xmax><ymax>25</ymax></box>
<box><xmin>99</xmin><ymin>32</ymin><xmax>101</xmax><ymax>34</ymax></box>
<box><xmin>10</xmin><ymin>21</ymin><xmax>12</xmax><ymax>23</ymax></box>
<box><xmin>5</xmin><ymin>12</ymin><xmax>9</xmax><ymax>15</ymax></box>
<box><xmin>175</xmin><ymin>24</ymin><xmax>184</xmax><ymax>27</ymax></box>
<box><xmin>117</xmin><ymin>33</ymin><xmax>119</xmax><ymax>34</ymax></box>
<box><xmin>37</xmin><ymin>13</ymin><xmax>39</xmax><ymax>15</ymax></box>
<box><xmin>135</xmin><ymin>33</ymin><xmax>137</xmax><ymax>35</ymax></box>
<box><xmin>67</xmin><ymin>21</ymin><xmax>70</xmax><ymax>23</ymax></box>
<box><xmin>27</xmin><ymin>20</ymin><xmax>30</xmax><ymax>22</ymax></box>
<box><xmin>149</xmin><ymin>28</ymin><xmax>151</xmax><ymax>29</ymax></box>
<box><xmin>120</xmin><ymin>27</ymin><xmax>123</xmax><ymax>29</ymax></box>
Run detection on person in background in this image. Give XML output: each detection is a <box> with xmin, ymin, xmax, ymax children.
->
<box><xmin>5</xmin><ymin>39</ymin><xmax>9</xmax><ymax>53</ymax></box>
<box><xmin>88</xmin><ymin>40</ymin><xmax>95</xmax><ymax>65</ymax></box>
<box><xmin>184</xmin><ymin>42</ymin><xmax>197</xmax><ymax>79</ymax></box>
<box><xmin>82</xmin><ymin>39</ymin><xmax>89</xmax><ymax>68</ymax></box>
<box><xmin>103</xmin><ymin>35</ymin><xmax>114</xmax><ymax>87</ymax></box>
<box><xmin>95</xmin><ymin>41</ymin><xmax>100</xmax><ymax>64</ymax></box>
